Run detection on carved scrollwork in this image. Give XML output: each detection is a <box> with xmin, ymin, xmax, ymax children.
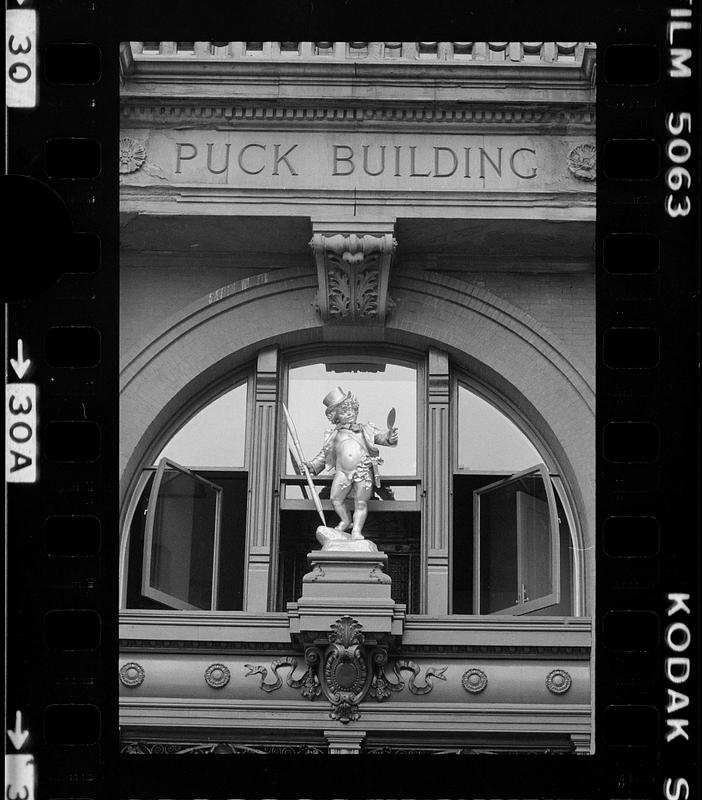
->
<box><xmin>310</xmin><ymin>233</ymin><xmax>397</xmax><ymax>323</ymax></box>
<box><xmin>119</xmin><ymin>661</ymin><xmax>145</xmax><ymax>688</ymax></box>
<box><xmin>369</xmin><ymin>657</ymin><xmax>447</xmax><ymax>700</ymax></box>
<box><xmin>461</xmin><ymin>667</ymin><xmax>488</xmax><ymax>693</ymax></box>
<box><xmin>393</xmin><ymin>659</ymin><xmax>448</xmax><ymax>695</ymax></box>
<box><xmin>244</xmin><ymin>656</ymin><xmax>321</xmax><ymax>698</ymax></box>
<box><xmin>546</xmin><ymin>668</ymin><xmax>572</xmax><ymax>694</ymax></box>
<box><xmin>204</xmin><ymin>663</ymin><xmax>230</xmax><ymax>689</ymax></box>
<box><xmin>320</xmin><ymin>616</ymin><xmax>369</xmax><ymax>723</ymax></box>
<box><xmin>567</xmin><ymin>143</ymin><xmax>596</xmax><ymax>181</ymax></box>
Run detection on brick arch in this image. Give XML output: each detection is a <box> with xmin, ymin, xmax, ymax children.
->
<box><xmin>120</xmin><ymin>267</ymin><xmax>594</xmax><ymax>602</ymax></box>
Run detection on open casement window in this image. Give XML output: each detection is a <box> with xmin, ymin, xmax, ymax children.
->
<box><xmin>473</xmin><ymin>464</ymin><xmax>560</xmax><ymax>615</ymax></box>
<box><xmin>142</xmin><ymin>457</ymin><xmax>223</xmax><ymax>610</ymax></box>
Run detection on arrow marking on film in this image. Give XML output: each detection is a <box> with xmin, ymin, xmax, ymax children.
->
<box><xmin>10</xmin><ymin>339</ymin><xmax>31</xmax><ymax>380</ymax></box>
<box><xmin>7</xmin><ymin>711</ymin><xmax>29</xmax><ymax>750</ymax></box>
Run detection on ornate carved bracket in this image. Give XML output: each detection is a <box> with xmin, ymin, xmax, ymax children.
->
<box><xmin>246</xmin><ymin>616</ymin><xmax>446</xmax><ymax>723</ymax></box>
<box><xmin>310</xmin><ymin>233</ymin><xmax>397</xmax><ymax>323</ymax></box>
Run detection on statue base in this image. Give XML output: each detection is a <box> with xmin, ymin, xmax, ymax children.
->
<box><xmin>287</xmin><ymin>549</ymin><xmax>405</xmax><ymax>646</ymax></box>
<box><xmin>315</xmin><ymin>525</ymin><xmax>378</xmax><ymax>552</ymax></box>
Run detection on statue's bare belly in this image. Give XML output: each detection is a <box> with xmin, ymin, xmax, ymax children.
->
<box><xmin>336</xmin><ymin>432</ymin><xmax>365</xmax><ymax>472</ymax></box>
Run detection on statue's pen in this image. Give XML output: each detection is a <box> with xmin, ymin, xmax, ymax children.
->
<box><xmin>282</xmin><ymin>402</ymin><xmax>327</xmax><ymax>527</ymax></box>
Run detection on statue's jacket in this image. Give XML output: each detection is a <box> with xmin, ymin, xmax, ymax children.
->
<box><xmin>308</xmin><ymin>422</ymin><xmax>394</xmax><ymax>487</ymax></box>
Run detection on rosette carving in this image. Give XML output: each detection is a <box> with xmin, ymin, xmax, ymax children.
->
<box><xmin>119</xmin><ymin>137</ymin><xmax>146</xmax><ymax>174</ymax></box>
<box><xmin>546</xmin><ymin>668</ymin><xmax>572</xmax><ymax>694</ymax></box>
<box><xmin>204</xmin><ymin>663</ymin><xmax>230</xmax><ymax>688</ymax></box>
<box><xmin>567</xmin><ymin>143</ymin><xmax>596</xmax><ymax>181</ymax></box>
<box><xmin>462</xmin><ymin>667</ymin><xmax>488</xmax><ymax>693</ymax></box>
<box><xmin>119</xmin><ymin>662</ymin><xmax>145</xmax><ymax>688</ymax></box>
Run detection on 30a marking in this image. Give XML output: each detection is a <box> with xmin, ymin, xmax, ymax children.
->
<box><xmin>5</xmin><ymin>9</ymin><xmax>37</xmax><ymax>108</ymax></box>
<box><xmin>6</xmin><ymin>384</ymin><xmax>37</xmax><ymax>482</ymax></box>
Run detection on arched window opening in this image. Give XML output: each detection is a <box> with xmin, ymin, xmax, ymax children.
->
<box><xmin>452</xmin><ymin>383</ymin><xmax>575</xmax><ymax>616</ymax></box>
<box><xmin>277</xmin><ymin>355</ymin><xmax>421</xmax><ymax>612</ymax></box>
<box><xmin>123</xmin><ymin>381</ymin><xmax>249</xmax><ymax>610</ymax></box>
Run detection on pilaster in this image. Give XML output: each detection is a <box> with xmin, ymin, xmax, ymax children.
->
<box><xmin>243</xmin><ymin>347</ymin><xmax>278</xmax><ymax>611</ymax></box>
<box><xmin>425</xmin><ymin>348</ymin><xmax>450</xmax><ymax>614</ymax></box>
<box><xmin>570</xmin><ymin>732</ymin><xmax>591</xmax><ymax>754</ymax></box>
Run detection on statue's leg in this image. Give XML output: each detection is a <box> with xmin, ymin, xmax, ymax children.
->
<box><xmin>350</xmin><ymin>483</ymin><xmax>373</xmax><ymax>539</ymax></box>
<box><xmin>330</xmin><ymin>472</ymin><xmax>352</xmax><ymax>531</ymax></box>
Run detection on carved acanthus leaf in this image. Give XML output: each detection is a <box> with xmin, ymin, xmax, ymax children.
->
<box><xmin>310</xmin><ymin>233</ymin><xmax>396</xmax><ymax>323</ymax></box>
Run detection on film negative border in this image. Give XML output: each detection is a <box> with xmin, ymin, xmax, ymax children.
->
<box><xmin>3</xmin><ymin>4</ymin><xmax>699</xmax><ymax>800</ymax></box>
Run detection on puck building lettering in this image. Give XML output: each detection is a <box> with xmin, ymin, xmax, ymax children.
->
<box><xmin>119</xmin><ymin>41</ymin><xmax>596</xmax><ymax>755</ymax></box>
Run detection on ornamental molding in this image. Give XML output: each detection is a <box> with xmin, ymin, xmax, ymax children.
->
<box><xmin>243</xmin><ymin>617</ymin><xmax>446</xmax><ymax>723</ymax></box>
<box><xmin>120</xmin><ymin>103</ymin><xmax>595</xmax><ymax>129</ymax></box>
<box><xmin>120</xmin><ymin>741</ymin><xmax>324</xmax><ymax>754</ymax></box>
<box><xmin>400</xmin><ymin>643</ymin><xmax>591</xmax><ymax>659</ymax></box>
<box><xmin>546</xmin><ymin>668</ymin><xmax>573</xmax><ymax>694</ymax></box>
<box><xmin>567</xmin><ymin>143</ymin><xmax>596</xmax><ymax>181</ymax></box>
<box><xmin>120</xmin><ymin>638</ymin><xmax>590</xmax><ymax>659</ymax></box>
<box><xmin>204</xmin><ymin>663</ymin><xmax>230</xmax><ymax>689</ymax></box>
<box><xmin>244</xmin><ymin>656</ymin><xmax>321</xmax><ymax>699</ymax></box>
<box><xmin>462</xmin><ymin>667</ymin><xmax>488</xmax><ymax>693</ymax></box>
<box><xmin>310</xmin><ymin>233</ymin><xmax>396</xmax><ymax>323</ymax></box>
<box><xmin>119</xmin><ymin>661</ymin><xmax>145</xmax><ymax>688</ymax></box>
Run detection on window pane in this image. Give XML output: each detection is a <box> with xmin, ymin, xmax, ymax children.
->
<box><xmin>458</xmin><ymin>385</ymin><xmax>540</xmax><ymax>472</ymax></box>
<box><xmin>518</xmin><ymin>489</ymin><xmax>551</xmax><ymax>600</ymax></box>
<box><xmin>157</xmin><ymin>382</ymin><xmax>247</xmax><ymax>468</ymax></box>
<box><xmin>146</xmin><ymin>467</ymin><xmax>219</xmax><ymax>609</ymax></box>
<box><xmin>478</xmin><ymin>482</ymin><xmax>519</xmax><ymax>613</ymax></box>
<box><xmin>286</xmin><ymin>361</ymin><xmax>416</xmax><ymax>476</ymax></box>
<box><xmin>126</xmin><ymin>468</ymin><xmax>245</xmax><ymax>611</ymax></box>
<box><xmin>478</xmin><ymin>471</ymin><xmax>555</xmax><ymax>614</ymax></box>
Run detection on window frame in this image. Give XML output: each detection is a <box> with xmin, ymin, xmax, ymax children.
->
<box><xmin>273</xmin><ymin>346</ymin><xmax>426</xmax><ymax>610</ymax></box>
<box><xmin>120</xmin><ymin>372</ymin><xmax>253</xmax><ymax>611</ymax></box>
<box><xmin>141</xmin><ymin>457</ymin><xmax>224</xmax><ymax>611</ymax></box>
<box><xmin>277</xmin><ymin>348</ymin><xmax>425</xmax><ymax>507</ymax></box>
<box><xmin>472</xmin><ymin>463</ymin><xmax>561</xmax><ymax>615</ymax></box>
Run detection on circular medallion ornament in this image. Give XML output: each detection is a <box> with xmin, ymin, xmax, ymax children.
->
<box><xmin>546</xmin><ymin>668</ymin><xmax>572</xmax><ymax>694</ymax></box>
<box><xmin>119</xmin><ymin>662</ymin><xmax>145</xmax><ymax>688</ymax></box>
<box><xmin>461</xmin><ymin>667</ymin><xmax>488</xmax><ymax>694</ymax></box>
<box><xmin>119</xmin><ymin>137</ymin><xmax>147</xmax><ymax>174</ymax></box>
<box><xmin>567</xmin><ymin>143</ymin><xmax>596</xmax><ymax>181</ymax></box>
<box><xmin>205</xmin><ymin>663</ymin><xmax>230</xmax><ymax>689</ymax></box>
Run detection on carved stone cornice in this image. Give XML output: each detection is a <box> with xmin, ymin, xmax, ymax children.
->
<box><xmin>119</xmin><ymin>638</ymin><xmax>590</xmax><ymax>659</ymax></box>
<box><xmin>120</xmin><ymin>102</ymin><xmax>595</xmax><ymax>131</ymax></box>
<box><xmin>400</xmin><ymin>644</ymin><xmax>590</xmax><ymax>659</ymax></box>
<box><xmin>120</xmin><ymin>740</ymin><xmax>325</xmax><ymax>754</ymax></box>
<box><xmin>310</xmin><ymin>233</ymin><xmax>396</xmax><ymax>323</ymax></box>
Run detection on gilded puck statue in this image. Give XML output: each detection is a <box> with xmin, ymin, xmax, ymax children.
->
<box><xmin>283</xmin><ymin>387</ymin><xmax>398</xmax><ymax>551</ymax></box>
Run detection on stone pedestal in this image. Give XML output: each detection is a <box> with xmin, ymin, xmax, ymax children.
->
<box><xmin>287</xmin><ymin>550</ymin><xmax>405</xmax><ymax>645</ymax></box>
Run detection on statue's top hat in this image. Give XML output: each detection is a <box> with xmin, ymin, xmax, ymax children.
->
<box><xmin>322</xmin><ymin>386</ymin><xmax>352</xmax><ymax>413</ymax></box>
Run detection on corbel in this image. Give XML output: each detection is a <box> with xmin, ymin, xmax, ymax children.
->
<box><xmin>310</xmin><ymin>232</ymin><xmax>397</xmax><ymax>323</ymax></box>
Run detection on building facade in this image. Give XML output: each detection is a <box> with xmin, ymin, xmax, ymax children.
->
<box><xmin>118</xmin><ymin>41</ymin><xmax>596</xmax><ymax>754</ymax></box>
